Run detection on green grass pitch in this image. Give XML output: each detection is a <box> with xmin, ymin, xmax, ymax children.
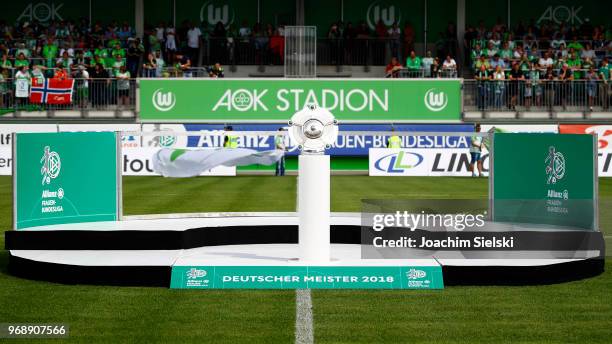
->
<box><xmin>1</xmin><ymin>176</ymin><xmax>611</xmax><ymax>343</ymax></box>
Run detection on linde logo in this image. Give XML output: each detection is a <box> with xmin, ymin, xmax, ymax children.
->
<box><xmin>212</xmin><ymin>88</ymin><xmax>389</xmax><ymax>112</ymax></box>
<box><xmin>407</xmin><ymin>269</ymin><xmax>426</xmax><ymax>280</ymax></box>
<box><xmin>17</xmin><ymin>2</ymin><xmax>64</xmax><ymax>23</ymax></box>
<box><xmin>152</xmin><ymin>89</ymin><xmax>176</xmax><ymax>112</ymax></box>
<box><xmin>367</xmin><ymin>1</ymin><xmax>401</xmax><ymax>30</ymax></box>
<box><xmin>375</xmin><ymin>151</ymin><xmax>423</xmax><ymax>173</ymax></box>
<box><xmin>545</xmin><ymin>146</ymin><xmax>565</xmax><ymax>185</ymax></box>
<box><xmin>424</xmin><ymin>89</ymin><xmax>448</xmax><ymax>112</ymax></box>
<box><xmin>200</xmin><ymin>1</ymin><xmax>235</xmax><ymax>26</ymax></box>
<box><xmin>40</xmin><ymin>146</ymin><xmax>61</xmax><ymax>185</ymax></box>
<box><xmin>537</xmin><ymin>5</ymin><xmax>584</xmax><ymax>25</ymax></box>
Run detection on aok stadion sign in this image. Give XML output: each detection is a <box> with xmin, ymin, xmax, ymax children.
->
<box><xmin>139</xmin><ymin>79</ymin><xmax>461</xmax><ymax>122</ymax></box>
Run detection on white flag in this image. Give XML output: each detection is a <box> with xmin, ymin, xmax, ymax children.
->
<box><xmin>152</xmin><ymin>148</ymin><xmax>284</xmax><ymax>177</ymax></box>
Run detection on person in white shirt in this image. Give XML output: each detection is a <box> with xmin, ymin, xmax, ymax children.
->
<box><xmin>469</xmin><ymin>124</ymin><xmax>486</xmax><ymax>177</ymax></box>
<box><xmin>421</xmin><ymin>51</ymin><xmax>434</xmax><ymax>77</ymax></box>
<box><xmin>581</xmin><ymin>43</ymin><xmax>596</xmax><ymax>60</ymax></box>
<box><xmin>238</xmin><ymin>20</ymin><xmax>251</xmax><ymax>41</ymax></box>
<box><xmin>186</xmin><ymin>23</ymin><xmax>202</xmax><ymax>66</ymax></box>
<box><xmin>442</xmin><ymin>55</ymin><xmax>457</xmax><ymax>77</ymax></box>
<box><xmin>165</xmin><ymin>26</ymin><xmax>177</xmax><ymax>63</ymax></box>
<box><xmin>538</xmin><ymin>52</ymin><xmax>553</xmax><ymax>68</ymax></box>
<box><xmin>76</xmin><ymin>65</ymin><xmax>89</xmax><ymax>108</ymax></box>
<box><xmin>155</xmin><ymin>23</ymin><xmax>166</xmax><ymax>43</ymax></box>
<box><xmin>14</xmin><ymin>66</ymin><xmax>31</xmax><ymax>108</ymax></box>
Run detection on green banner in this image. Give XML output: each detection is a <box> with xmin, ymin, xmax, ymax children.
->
<box><xmin>305</xmin><ymin>0</ymin><xmax>426</xmax><ymax>41</ymax></box>
<box><xmin>175</xmin><ymin>0</ymin><xmax>257</xmax><ymax>30</ymax></box>
<box><xmin>15</xmin><ymin>132</ymin><xmax>119</xmax><ymax>229</ymax></box>
<box><xmin>170</xmin><ymin>265</ymin><xmax>444</xmax><ymax>289</ymax></box>
<box><xmin>4</xmin><ymin>1</ymin><xmax>87</xmax><ymax>24</ymax></box>
<box><xmin>509</xmin><ymin>0</ymin><xmax>607</xmax><ymax>28</ymax></box>
<box><xmin>140</xmin><ymin>79</ymin><xmax>461</xmax><ymax>122</ymax></box>
<box><xmin>3</xmin><ymin>1</ymin><xmax>134</xmax><ymax>25</ymax></box>
<box><xmin>493</xmin><ymin>133</ymin><xmax>596</xmax><ymax>230</ymax></box>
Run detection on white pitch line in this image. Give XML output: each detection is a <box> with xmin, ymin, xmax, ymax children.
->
<box><xmin>295</xmin><ymin>289</ymin><xmax>314</xmax><ymax>344</ymax></box>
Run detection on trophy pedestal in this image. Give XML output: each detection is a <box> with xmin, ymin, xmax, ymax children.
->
<box><xmin>298</xmin><ymin>154</ymin><xmax>330</xmax><ymax>262</ymax></box>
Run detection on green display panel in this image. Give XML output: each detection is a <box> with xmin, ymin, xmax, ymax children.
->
<box><xmin>144</xmin><ymin>0</ymin><xmax>173</xmax><ymax>26</ymax></box>
<box><xmin>175</xmin><ymin>0</ymin><xmax>258</xmax><ymax>30</ymax></box>
<box><xmin>91</xmin><ymin>0</ymin><xmax>135</xmax><ymax>26</ymax></box>
<box><xmin>140</xmin><ymin>78</ymin><xmax>461</xmax><ymax>122</ymax></box>
<box><xmin>305</xmin><ymin>0</ymin><xmax>425</xmax><ymax>41</ymax></box>
<box><xmin>4</xmin><ymin>1</ymin><xmax>88</xmax><ymax>24</ymax></box>
<box><xmin>14</xmin><ymin>132</ymin><xmax>119</xmax><ymax>230</ymax></box>
<box><xmin>2</xmin><ymin>1</ymin><xmax>134</xmax><ymax>25</ymax></box>
<box><xmin>493</xmin><ymin>133</ymin><xmax>596</xmax><ymax>230</ymax></box>
<box><xmin>466</xmin><ymin>0</ymin><xmax>508</xmax><ymax>27</ymax></box>
<box><xmin>260</xmin><ymin>0</ymin><xmax>295</xmax><ymax>27</ymax></box>
<box><xmin>508</xmin><ymin>0</ymin><xmax>607</xmax><ymax>28</ymax></box>
<box><xmin>304</xmin><ymin>0</ymin><xmax>341</xmax><ymax>37</ymax></box>
<box><xmin>170</xmin><ymin>265</ymin><xmax>444</xmax><ymax>289</ymax></box>
<box><xmin>427</xmin><ymin>0</ymin><xmax>457</xmax><ymax>45</ymax></box>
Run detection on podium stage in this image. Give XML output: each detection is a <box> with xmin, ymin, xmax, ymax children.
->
<box><xmin>6</xmin><ymin>213</ymin><xmax>605</xmax><ymax>288</ymax></box>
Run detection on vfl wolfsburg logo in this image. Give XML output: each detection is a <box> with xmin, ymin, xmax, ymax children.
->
<box><xmin>407</xmin><ymin>268</ymin><xmax>426</xmax><ymax>280</ymax></box>
<box><xmin>200</xmin><ymin>1</ymin><xmax>235</xmax><ymax>26</ymax></box>
<box><xmin>152</xmin><ymin>88</ymin><xmax>176</xmax><ymax>112</ymax></box>
<box><xmin>545</xmin><ymin>146</ymin><xmax>565</xmax><ymax>184</ymax></box>
<box><xmin>187</xmin><ymin>268</ymin><xmax>207</xmax><ymax>279</ymax></box>
<box><xmin>367</xmin><ymin>1</ymin><xmax>401</xmax><ymax>30</ymax></box>
<box><xmin>40</xmin><ymin>146</ymin><xmax>61</xmax><ymax>185</ymax></box>
<box><xmin>424</xmin><ymin>89</ymin><xmax>448</xmax><ymax>112</ymax></box>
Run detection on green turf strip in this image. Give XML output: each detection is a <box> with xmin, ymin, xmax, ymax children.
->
<box><xmin>312</xmin><ymin>267</ymin><xmax>612</xmax><ymax>344</ymax></box>
<box><xmin>1</xmin><ymin>176</ymin><xmax>611</xmax><ymax>343</ymax></box>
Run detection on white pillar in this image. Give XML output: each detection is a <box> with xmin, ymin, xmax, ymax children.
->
<box><xmin>135</xmin><ymin>0</ymin><xmax>144</xmax><ymax>39</ymax></box>
<box><xmin>298</xmin><ymin>154</ymin><xmax>330</xmax><ymax>262</ymax></box>
<box><xmin>457</xmin><ymin>0</ymin><xmax>466</xmax><ymax>71</ymax></box>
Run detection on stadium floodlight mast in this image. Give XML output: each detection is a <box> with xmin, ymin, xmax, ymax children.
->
<box><xmin>289</xmin><ymin>105</ymin><xmax>338</xmax><ymax>262</ymax></box>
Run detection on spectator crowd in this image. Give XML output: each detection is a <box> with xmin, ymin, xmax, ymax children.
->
<box><xmin>0</xmin><ymin>18</ymin><xmax>230</xmax><ymax>109</ymax></box>
<box><xmin>464</xmin><ymin>18</ymin><xmax>612</xmax><ymax>110</ymax></box>
<box><xmin>326</xmin><ymin>19</ymin><xmax>459</xmax><ymax>69</ymax></box>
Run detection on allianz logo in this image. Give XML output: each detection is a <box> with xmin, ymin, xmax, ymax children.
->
<box><xmin>200</xmin><ymin>1</ymin><xmax>235</xmax><ymax>26</ymax></box>
<box><xmin>407</xmin><ymin>268</ymin><xmax>426</xmax><ymax>280</ymax></box>
<box><xmin>152</xmin><ymin>89</ymin><xmax>176</xmax><ymax>112</ymax></box>
<box><xmin>424</xmin><ymin>89</ymin><xmax>448</xmax><ymax>112</ymax></box>
<box><xmin>367</xmin><ymin>1</ymin><xmax>401</xmax><ymax>30</ymax></box>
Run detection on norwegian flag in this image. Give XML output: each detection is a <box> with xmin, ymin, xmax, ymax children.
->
<box><xmin>30</xmin><ymin>77</ymin><xmax>75</xmax><ymax>105</ymax></box>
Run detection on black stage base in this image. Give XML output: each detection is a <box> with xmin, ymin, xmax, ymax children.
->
<box><xmin>5</xmin><ymin>222</ymin><xmax>606</xmax><ymax>287</ymax></box>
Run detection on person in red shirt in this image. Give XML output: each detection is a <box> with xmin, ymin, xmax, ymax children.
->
<box><xmin>385</xmin><ymin>57</ymin><xmax>403</xmax><ymax>78</ymax></box>
<box><xmin>53</xmin><ymin>63</ymin><xmax>68</xmax><ymax>80</ymax></box>
<box><xmin>375</xmin><ymin>20</ymin><xmax>388</xmax><ymax>38</ymax></box>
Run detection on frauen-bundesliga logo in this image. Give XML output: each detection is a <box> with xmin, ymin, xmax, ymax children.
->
<box><xmin>40</xmin><ymin>146</ymin><xmax>61</xmax><ymax>185</ymax></box>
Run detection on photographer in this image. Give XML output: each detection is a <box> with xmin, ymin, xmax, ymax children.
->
<box><xmin>207</xmin><ymin>63</ymin><xmax>224</xmax><ymax>78</ymax></box>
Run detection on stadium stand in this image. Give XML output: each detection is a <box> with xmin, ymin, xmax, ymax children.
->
<box><xmin>0</xmin><ymin>1</ymin><xmax>611</xmax><ymax>119</ymax></box>
<box><xmin>463</xmin><ymin>19</ymin><xmax>612</xmax><ymax>112</ymax></box>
